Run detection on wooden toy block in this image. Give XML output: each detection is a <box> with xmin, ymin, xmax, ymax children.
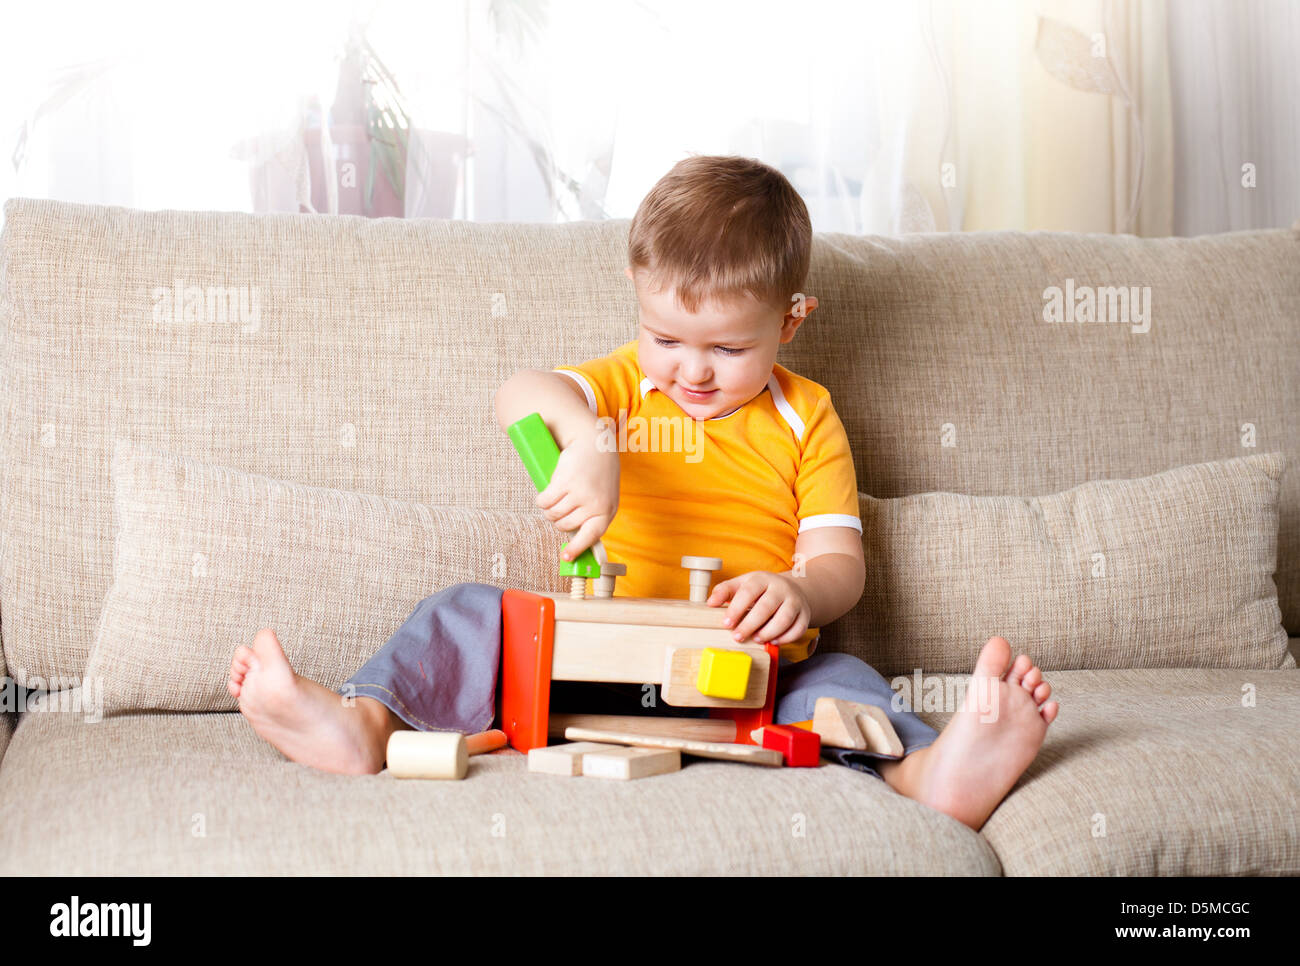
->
<box><xmin>812</xmin><ymin>697</ymin><xmax>904</xmax><ymax>756</ymax></box>
<box><xmin>527</xmin><ymin>741</ymin><xmax>619</xmax><ymax>777</ymax></box>
<box><xmin>581</xmin><ymin>745</ymin><xmax>681</xmax><ymax>780</ymax></box>
<box><xmin>752</xmin><ymin>724</ymin><xmax>821</xmax><ymax>767</ymax></box>
<box><xmin>812</xmin><ymin>697</ymin><xmax>867</xmax><ymax>750</ymax></box>
<box><xmin>697</xmin><ymin>646</ymin><xmax>752</xmax><ymax>700</ymax></box>
<box><xmin>547</xmin><ymin>713</ymin><xmax>738</xmax><ymax>742</ymax></box>
<box><xmin>660</xmin><ymin>645</ymin><xmax>769</xmax><ymax>708</ymax></box>
<box><xmin>564</xmin><ymin>726</ymin><xmax>784</xmax><ymax>767</ymax></box>
<box><xmin>855</xmin><ymin>705</ymin><xmax>904</xmax><ymax>758</ymax></box>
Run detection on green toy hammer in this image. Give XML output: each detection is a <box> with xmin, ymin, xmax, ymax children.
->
<box><xmin>507</xmin><ymin>411</ymin><xmax>608</xmax><ymax>582</ymax></box>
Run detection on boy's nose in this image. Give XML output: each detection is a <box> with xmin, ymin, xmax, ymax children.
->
<box><xmin>682</xmin><ymin>365</ymin><xmax>712</xmax><ymax>387</ymax></box>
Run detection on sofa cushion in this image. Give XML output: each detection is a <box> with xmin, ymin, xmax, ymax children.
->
<box><xmin>84</xmin><ymin>437</ymin><xmax>570</xmax><ymax>714</ymax></box>
<box><xmin>944</xmin><ymin>667</ymin><xmax>1300</xmax><ymax>875</ymax></box>
<box><xmin>786</xmin><ymin>227</ymin><xmax>1300</xmax><ymax>641</ymax></box>
<box><xmin>0</xmin><ymin>200</ymin><xmax>638</xmax><ymax>685</ymax></box>
<box><xmin>834</xmin><ymin>453</ymin><xmax>1292</xmax><ymax>675</ymax></box>
<box><xmin>0</xmin><ymin>701</ymin><xmax>1000</xmax><ymax>875</ymax></box>
<box><xmin>2</xmin><ymin>200</ymin><xmax>1296</xmax><ymax>685</ymax></box>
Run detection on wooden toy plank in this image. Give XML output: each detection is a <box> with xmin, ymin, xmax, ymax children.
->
<box><xmin>581</xmin><ymin>746</ymin><xmax>681</xmax><ymax>780</ymax></box>
<box><xmin>551</xmin><ymin>621</ymin><xmax>737</xmax><ymax>682</ymax></box>
<box><xmin>537</xmin><ymin>592</ymin><xmax>737</xmax><ymax>628</ymax></box>
<box><xmin>527</xmin><ymin>741</ymin><xmax>621</xmax><ymax>776</ymax></box>
<box><xmin>564</xmin><ymin>726</ymin><xmax>784</xmax><ymax>767</ymax></box>
<box><xmin>539</xmin><ymin>593</ymin><xmax>819</xmax><ymax>658</ymax></box>
<box><xmin>660</xmin><ymin>645</ymin><xmax>769</xmax><ymax>708</ymax></box>
<box><xmin>547</xmin><ymin>713</ymin><xmax>738</xmax><ymax>742</ymax></box>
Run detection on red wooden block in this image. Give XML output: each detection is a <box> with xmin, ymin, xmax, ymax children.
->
<box><xmin>760</xmin><ymin>723</ymin><xmax>821</xmax><ymax>767</ymax></box>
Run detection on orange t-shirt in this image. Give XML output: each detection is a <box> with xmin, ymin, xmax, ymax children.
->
<box><xmin>553</xmin><ymin>340</ymin><xmax>861</xmax><ymax>662</ymax></box>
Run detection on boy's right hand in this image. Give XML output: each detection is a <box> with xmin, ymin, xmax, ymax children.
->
<box><xmin>535</xmin><ymin>423</ymin><xmax>620</xmax><ymax>560</ymax></box>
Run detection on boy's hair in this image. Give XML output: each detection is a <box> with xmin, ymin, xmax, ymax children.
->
<box><xmin>627</xmin><ymin>154</ymin><xmax>811</xmax><ymax>316</ymax></box>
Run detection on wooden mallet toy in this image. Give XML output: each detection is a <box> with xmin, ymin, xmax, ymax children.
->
<box><xmin>386</xmin><ymin>729</ymin><xmax>508</xmax><ymax>780</ymax></box>
<box><xmin>507</xmin><ymin>411</ymin><xmax>611</xmax><ymax>597</ymax></box>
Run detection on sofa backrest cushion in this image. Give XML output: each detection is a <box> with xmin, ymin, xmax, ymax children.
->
<box><xmin>1</xmin><ymin>199</ymin><xmax>1295</xmax><ymax>683</ymax></box>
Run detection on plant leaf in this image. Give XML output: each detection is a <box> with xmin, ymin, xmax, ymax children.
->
<box><xmin>1035</xmin><ymin>15</ymin><xmax>1127</xmax><ymax>100</ymax></box>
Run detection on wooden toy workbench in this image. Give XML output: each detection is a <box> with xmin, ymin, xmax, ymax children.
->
<box><xmin>500</xmin><ymin>563</ymin><xmax>816</xmax><ymax>753</ymax></box>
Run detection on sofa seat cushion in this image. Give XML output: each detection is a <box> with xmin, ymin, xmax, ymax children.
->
<box><xmin>945</xmin><ymin>668</ymin><xmax>1300</xmax><ymax>875</ymax></box>
<box><xmin>0</xmin><ymin>702</ymin><xmax>998</xmax><ymax>875</ymax></box>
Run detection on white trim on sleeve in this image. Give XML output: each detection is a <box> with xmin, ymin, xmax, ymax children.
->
<box><xmin>553</xmin><ymin>368</ymin><xmax>597</xmax><ymax>415</ymax></box>
<box><xmin>798</xmin><ymin>513</ymin><xmax>863</xmax><ymax>534</ymax></box>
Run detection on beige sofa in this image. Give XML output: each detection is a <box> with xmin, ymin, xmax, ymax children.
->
<box><xmin>0</xmin><ymin>198</ymin><xmax>1296</xmax><ymax>875</ymax></box>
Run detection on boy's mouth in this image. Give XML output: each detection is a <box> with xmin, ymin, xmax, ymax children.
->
<box><xmin>680</xmin><ymin>386</ymin><xmax>717</xmax><ymax>400</ymax></box>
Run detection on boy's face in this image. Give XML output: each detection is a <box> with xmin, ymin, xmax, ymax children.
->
<box><xmin>625</xmin><ymin>266</ymin><xmax>817</xmax><ymax>420</ymax></box>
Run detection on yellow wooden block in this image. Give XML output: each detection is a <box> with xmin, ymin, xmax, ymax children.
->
<box><xmin>696</xmin><ymin>647</ymin><xmax>752</xmax><ymax>700</ymax></box>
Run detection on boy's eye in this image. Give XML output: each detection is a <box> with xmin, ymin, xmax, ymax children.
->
<box><xmin>653</xmin><ymin>336</ymin><xmax>743</xmax><ymax>356</ymax></box>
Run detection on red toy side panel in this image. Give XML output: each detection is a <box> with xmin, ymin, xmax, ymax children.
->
<box><xmin>708</xmin><ymin>642</ymin><xmax>779</xmax><ymax>744</ymax></box>
<box><xmin>500</xmin><ymin>589</ymin><xmax>555</xmax><ymax>753</ymax></box>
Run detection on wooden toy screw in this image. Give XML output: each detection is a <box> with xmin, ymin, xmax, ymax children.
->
<box><xmin>680</xmin><ymin>555</ymin><xmax>723</xmax><ymax>603</ymax></box>
<box><xmin>592</xmin><ymin>561</ymin><xmax>626</xmax><ymax>598</ymax></box>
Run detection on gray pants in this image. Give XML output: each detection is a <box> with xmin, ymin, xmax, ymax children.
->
<box><xmin>340</xmin><ymin>582</ymin><xmax>939</xmax><ymax>780</ymax></box>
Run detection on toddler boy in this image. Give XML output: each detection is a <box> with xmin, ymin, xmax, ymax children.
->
<box><xmin>228</xmin><ymin>155</ymin><xmax>1058</xmax><ymax>832</ymax></box>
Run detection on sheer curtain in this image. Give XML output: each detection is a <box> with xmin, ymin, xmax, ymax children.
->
<box><xmin>1168</xmin><ymin>0</ymin><xmax>1300</xmax><ymax>235</ymax></box>
<box><xmin>0</xmin><ymin>0</ymin><xmax>1291</xmax><ymax>235</ymax></box>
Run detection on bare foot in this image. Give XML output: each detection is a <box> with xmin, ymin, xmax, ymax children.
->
<box><xmin>878</xmin><ymin>636</ymin><xmax>1060</xmax><ymax>831</ymax></box>
<box><xmin>227</xmin><ymin>628</ymin><xmax>404</xmax><ymax>774</ymax></box>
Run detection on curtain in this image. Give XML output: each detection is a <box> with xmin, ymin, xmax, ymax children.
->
<box><xmin>1168</xmin><ymin>0</ymin><xmax>1300</xmax><ymax>235</ymax></box>
<box><xmin>0</xmin><ymin>0</ymin><xmax>1289</xmax><ymax>235</ymax></box>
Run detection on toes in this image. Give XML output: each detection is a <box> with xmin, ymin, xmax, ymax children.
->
<box><xmin>1033</xmin><ymin>681</ymin><xmax>1052</xmax><ymax>704</ymax></box>
<box><xmin>252</xmin><ymin>628</ymin><xmax>284</xmax><ymax>664</ymax></box>
<box><xmin>1041</xmin><ymin>700</ymin><xmax>1060</xmax><ymax>724</ymax></box>
<box><xmin>1006</xmin><ymin>654</ymin><xmax>1032</xmax><ymax>686</ymax></box>
<box><xmin>1021</xmin><ymin>666</ymin><xmax>1042</xmax><ymax>692</ymax></box>
<box><xmin>972</xmin><ymin>636</ymin><xmax>1012</xmax><ymax>679</ymax></box>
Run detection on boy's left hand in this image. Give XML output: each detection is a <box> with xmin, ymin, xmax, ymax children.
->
<box><xmin>706</xmin><ymin>571</ymin><xmax>812</xmax><ymax>646</ymax></box>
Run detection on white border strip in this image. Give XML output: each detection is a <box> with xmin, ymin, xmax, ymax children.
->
<box><xmin>553</xmin><ymin>368</ymin><xmax>598</xmax><ymax>415</ymax></box>
<box><xmin>767</xmin><ymin>373</ymin><xmax>804</xmax><ymax>441</ymax></box>
<box><xmin>798</xmin><ymin>513</ymin><xmax>863</xmax><ymax>534</ymax></box>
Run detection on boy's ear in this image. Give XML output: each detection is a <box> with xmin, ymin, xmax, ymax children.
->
<box><xmin>786</xmin><ymin>294</ymin><xmax>818</xmax><ymax>323</ymax></box>
<box><xmin>624</xmin><ymin>266</ymin><xmax>634</xmax><ymax>281</ymax></box>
